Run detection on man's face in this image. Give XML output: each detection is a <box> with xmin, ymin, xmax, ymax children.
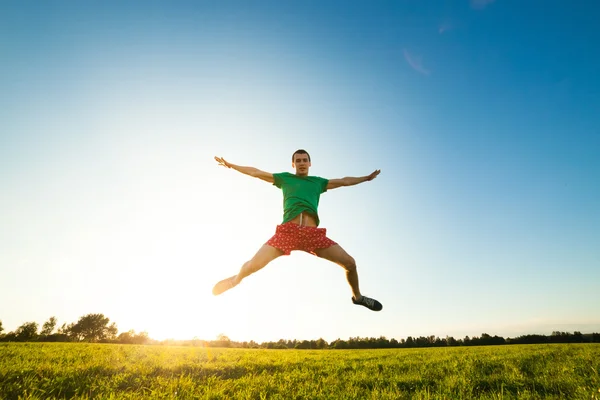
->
<box><xmin>293</xmin><ymin>153</ymin><xmax>311</xmax><ymax>176</ymax></box>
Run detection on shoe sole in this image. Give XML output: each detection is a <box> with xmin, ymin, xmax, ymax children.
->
<box><xmin>352</xmin><ymin>298</ymin><xmax>383</xmax><ymax>311</ymax></box>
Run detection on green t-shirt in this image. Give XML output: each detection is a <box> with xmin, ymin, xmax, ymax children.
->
<box><xmin>273</xmin><ymin>172</ymin><xmax>329</xmax><ymax>226</ymax></box>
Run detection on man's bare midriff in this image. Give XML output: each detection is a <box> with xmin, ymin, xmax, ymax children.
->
<box><xmin>289</xmin><ymin>212</ymin><xmax>318</xmax><ymax>227</ymax></box>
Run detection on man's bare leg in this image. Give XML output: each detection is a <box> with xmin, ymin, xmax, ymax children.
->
<box><xmin>314</xmin><ymin>244</ymin><xmax>382</xmax><ymax>311</ymax></box>
<box><xmin>212</xmin><ymin>244</ymin><xmax>284</xmax><ymax>295</ymax></box>
<box><xmin>314</xmin><ymin>244</ymin><xmax>361</xmax><ymax>298</ymax></box>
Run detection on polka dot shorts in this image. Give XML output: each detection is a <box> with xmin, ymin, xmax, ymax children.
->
<box><xmin>266</xmin><ymin>222</ymin><xmax>337</xmax><ymax>255</ymax></box>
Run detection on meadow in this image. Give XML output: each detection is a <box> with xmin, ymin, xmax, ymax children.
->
<box><xmin>1</xmin><ymin>342</ymin><xmax>599</xmax><ymax>399</ymax></box>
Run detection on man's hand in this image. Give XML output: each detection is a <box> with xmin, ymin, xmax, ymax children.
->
<box><xmin>213</xmin><ymin>156</ymin><xmax>275</xmax><ymax>183</ymax></box>
<box><xmin>326</xmin><ymin>169</ymin><xmax>382</xmax><ymax>190</ymax></box>
<box><xmin>215</xmin><ymin>156</ymin><xmax>231</xmax><ymax>168</ymax></box>
<box><xmin>366</xmin><ymin>169</ymin><xmax>381</xmax><ymax>181</ymax></box>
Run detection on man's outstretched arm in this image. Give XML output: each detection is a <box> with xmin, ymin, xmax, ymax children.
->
<box><xmin>215</xmin><ymin>156</ymin><xmax>275</xmax><ymax>183</ymax></box>
<box><xmin>326</xmin><ymin>169</ymin><xmax>381</xmax><ymax>190</ymax></box>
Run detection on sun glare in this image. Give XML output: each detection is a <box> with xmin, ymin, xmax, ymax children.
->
<box><xmin>94</xmin><ymin>160</ymin><xmax>284</xmax><ymax>342</ymax></box>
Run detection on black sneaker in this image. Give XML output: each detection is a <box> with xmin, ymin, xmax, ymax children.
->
<box><xmin>352</xmin><ymin>295</ymin><xmax>383</xmax><ymax>311</ymax></box>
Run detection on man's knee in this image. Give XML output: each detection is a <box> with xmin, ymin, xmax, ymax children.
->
<box><xmin>343</xmin><ymin>256</ymin><xmax>357</xmax><ymax>272</ymax></box>
<box><xmin>244</xmin><ymin>256</ymin><xmax>270</xmax><ymax>274</ymax></box>
<box><xmin>242</xmin><ymin>259</ymin><xmax>260</xmax><ymax>274</ymax></box>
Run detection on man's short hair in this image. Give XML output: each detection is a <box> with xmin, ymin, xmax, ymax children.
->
<box><xmin>292</xmin><ymin>149</ymin><xmax>311</xmax><ymax>162</ymax></box>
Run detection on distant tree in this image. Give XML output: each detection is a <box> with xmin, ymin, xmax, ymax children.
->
<box><xmin>63</xmin><ymin>323</ymin><xmax>79</xmax><ymax>341</ymax></box>
<box><xmin>118</xmin><ymin>330</ymin><xmax>136</xmax><ymax>344</ymax></box>
<box><xmin>572</xmin><ymin>331</ymin><xmax>585</xmax><ymax>343</ymax></box>
<box><xmin>1</xmin><ymin>332</ymin><xmax>18</xmax><ymax>341</ymax></box>
<box><xmin>491</xmin><ymin>334</ymin><xmax>506</xmax><ymax>345</ymax></box>
<box><xmin>15</xmin><ymin>322</ymin><xmax>39</xmax><ymax>342</ymax></box>
<box><xmin>467</xmin><ymin>333</ymin><xmax>488</xmax><ymax>346</ymax></box>
<box><xmin>315</xmin><ymin>338</ymin><xmax>328</xmax><ymax>349</ymax></box>
<box><xmin>40</xmin><ymin>317</ymin><xmax>57</xmax><ymax>336</ymax></box>
<box><xmin>375</xmin><ymin>336</ymin><xmax>390</xmax><ymax>348</ymax></box>
<box><xmin>107</xmin><ymin>323</ymin><xmax>118</xmax><ymax>341</ymax></box>
<box><xmin>57</xmin><ymin>323</ymin><xmax>68</xmax><ymax>335</ymax></box>
<box><xmin>216</xmin><ymin>333</ymin><xmax>231</xmax><ymax>348</ymax></box>
<box><xmin>446</xmin><ymin>336</ymin><xmax>458</xmax><ymax>346</ymax></box>
<box><xmin>511</xmin><ymin>334</ymin><xmax>548</xmax><ymax>345</ymax></box>
<box><xmin>42</xmin><ymin>322</ymin><xmax>70</xmax><ymax>342</ymax></box>
<box><xmin>69</xmin><ymin>314</ymin><xmax>117</xmax><ymax>342</ymax></box>
<box><xmin>116</xmin><ymin>330</ymin><xmax>148</xmax><ymax>345</ymax></box>
<box><xmin>295</xmin><ymin>340</ymin><xmax>312</xmax><ymax>349</ymax></box>
<box><xmin>0</xmin><ymin>320</ymin><xmax>3</xmax><ymax>336</ymax></box>
<box><xmin>133</xmin><ymin>331</ymin><xmax>149</xmax><ymax>345</ymax></box>
<box><xmin>217</xmin><ymin>333</ymin><xmax>230</xmax><ymax>342</ymax></box>
<box><xmin>550</xmin><ymin>331</ymin><xmax>572</xmax><ymax>343</ymax></box>
<box><xmin>330</xmin><ymin>339</ymin><xmax>348</xmax><ymax>349</ymax></box>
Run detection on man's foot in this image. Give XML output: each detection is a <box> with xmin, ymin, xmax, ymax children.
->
<box><xmin>352</xmin><ymin>295</ymin><xmax>383</xmax><ymax>311</ymax></box>
<box><xmin>212</xmin><ymin>276</ymin><xmax>238</xmax><ymax>296</ymax></box>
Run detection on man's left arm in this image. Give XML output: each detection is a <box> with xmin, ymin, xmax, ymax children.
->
<box><xmin>326</xmin><ymin>169</ymin><xmax>381</xmax><ymax>190</ymax></box>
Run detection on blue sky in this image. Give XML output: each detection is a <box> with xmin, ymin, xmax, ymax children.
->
<box><xmin>1</xmin><ymin>0</ymin><xmax>599</xmax><ymax>342</ymax></box>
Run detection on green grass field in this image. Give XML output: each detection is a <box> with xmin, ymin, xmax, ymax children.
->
<box><xmin>1</xmin><ymin>343</ymin><xmax>599</xmax><ymax>399</ymax></box>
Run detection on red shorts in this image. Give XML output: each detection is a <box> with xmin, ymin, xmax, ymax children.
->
<box><xmin>266</xmin><ymin>222</ymin><xmax>337</xmax><ymax>256</ymax></box>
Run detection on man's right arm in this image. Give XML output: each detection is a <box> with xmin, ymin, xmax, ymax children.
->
<box><xmin>214</xmin><ymin>156</ymin><xmax>275</xmax><ymax>183</ymax></box>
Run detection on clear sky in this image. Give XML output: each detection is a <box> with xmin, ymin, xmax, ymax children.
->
<box><xmin>1</xmin><ymin>0</ymin><xmax>599</xmax><ymax>342</ymax></box>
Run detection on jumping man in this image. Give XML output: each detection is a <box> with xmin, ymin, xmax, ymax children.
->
<box><xmin>212</xmin><ymin>149</ymin><xmax>383</xmax><ymax>311</ymax></box>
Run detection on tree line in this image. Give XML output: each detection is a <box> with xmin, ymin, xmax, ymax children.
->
<box><xmin>1</xmin><ymin>315</ymin><xmax>599</xmax><ymax>348</ymax></box>
<box><xmin>0</xmin><ymin>314</ymin><xmax>149</xmax><ymax>345</ymax></box>
<box><xmin>231</xmin><ymin>331</ymin><xmax>600</xmax><ymax>350</ymax></box>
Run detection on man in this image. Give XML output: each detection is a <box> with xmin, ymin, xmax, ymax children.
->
<box><xmin>212</xmin><ymin>149</ymin><xmax>383</xmax><ymax>312</ymax></box>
